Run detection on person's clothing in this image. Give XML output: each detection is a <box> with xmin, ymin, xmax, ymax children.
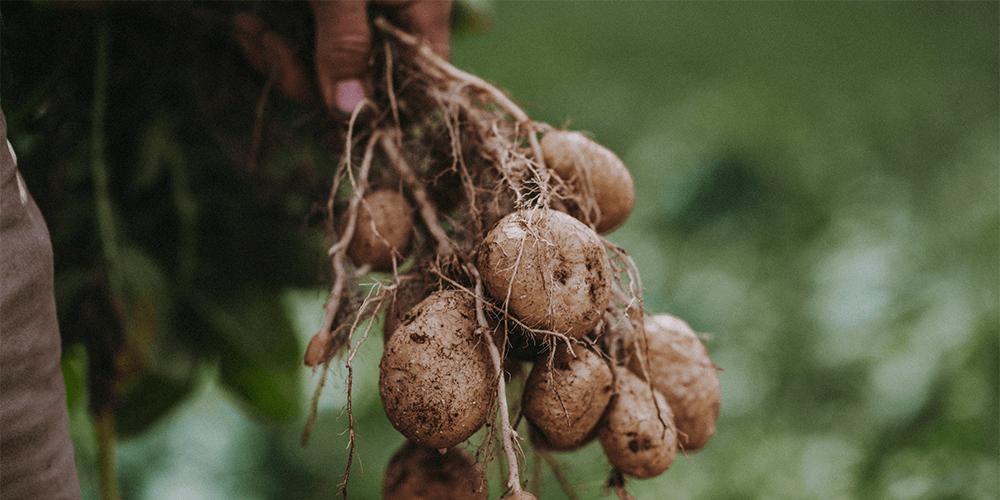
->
<box><xmin>1</xmin><ymin>108</ymin><xmax>83</xmax><ymax>499</ymax></box>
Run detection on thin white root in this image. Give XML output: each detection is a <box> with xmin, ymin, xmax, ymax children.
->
<box><xmin>467</xmin><ymin>263</ymin><xmax>523</xmax><ymax>495</ymax></box>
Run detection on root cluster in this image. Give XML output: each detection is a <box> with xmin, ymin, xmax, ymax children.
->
<box><xmin>301</xmin><ymin>18</ymin><xmax>721</xmax><ymax>500</ymax></box>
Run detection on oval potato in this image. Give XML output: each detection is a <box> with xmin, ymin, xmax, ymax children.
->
<box><xmin>383</xmin><ymin>440</ymin><xmax>486</xmax><ymax>500</ymax></box>
<box><xmin>599</xmin><ymin>366</ymin><xmax>678</xmax><ymax>479</ymax></box>
<box><xmin>379</xmin><ymin>290</ymin><xmax>492</xmax><ymax>449</ymax></box>
<box><xmin>522</xmin><ymin>343</ymin><xmax>613</xmax><ymax>451</ymax></box>
<box><xmin>477</xmin><ymin>209</ymin><xmax>611</xmax><ymax>339</ymax></box>
<box><xmin>628</xmin><ymin>314</ymin><xmax>721</xmax><ymax>451</ymax></box>
<box><xmin>344</xmin><ymin>189</ymin><xmax>414</xmax><ymax>271</ymax></box>
<box><xmin>541</xmin><ymin>130</ymin><xmax>635</xmax><ymax>234</ymax></box>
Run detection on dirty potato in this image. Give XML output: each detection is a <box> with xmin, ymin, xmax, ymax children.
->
<box><xmin>383</xmin><ymin>440</ymin><xmax>486</xmax><ymax>500</ymax></box>
<box><xmin>541</xmin><ymin>130</ymin><xmax>635</xmax><ymax>234</ymax></box>
<box><xmin>522</xmin><ymin>343</ymin><xmax>613</xmax><ymax>451</ymax></box>
<box><xmin>477</xmin><ymin>208</ymin><xmax>611</xmax><ymax>339</ymax></box>
<box><xmin>344</xmin><ymin>189</ymin><xmax>414</xmax><ymax>271</ymax></box>
<box><xmin>598</xmin><ymin>366</ymin><xmax>678</xmax><ymax>479</ymax></box>
<box><xmin>379</xmin><ymin>290</ymin><xmax>492</xmax><ymax>449</ymax></box>
<box><xmin>628</xmin><ymin>314</ymin><xmax>721</xmax><ymax>451</ymax></box>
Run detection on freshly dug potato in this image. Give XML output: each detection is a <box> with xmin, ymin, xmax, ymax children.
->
<box><xmin>383</xmin><ymin>440</ymin><xmax>486</xmax><ymax>500</ymax></box>
<box><xmin>541</xmin><ymin>130</ymin><xmax>635</xmax><ymax>234</ymax></box>
<box><xmin>598</xmin><ymin>366</ymin><xmax>678</xmax><ymax>479</ymax></box>
<box><xmin>477</xmin><ymin>209</ymin><xmax>611</xmax><ymax>339</ymax></box>
<box><xmin>344</xmin><ymin>189</ymin><xmax>414</xmax><ymax>271</ymax></box>
<box><xmin>628</xmin><ymin>314</ymin><xmax>721</xmax><ymax>451</ymax></box>
<box><xmin>522</xmin><ymin>343</ymin><xmax>613</xmax><ymax>451</ymax></box>
<box><xmin>379</xmin><ymin>290</ymin><xmax>493</xmax><ymax>449</ymax></box>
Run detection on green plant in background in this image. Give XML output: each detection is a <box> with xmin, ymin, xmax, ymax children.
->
<box><xmin>2</xmin><ymin>2</ymin><xmax>996</xmax><ymax>499</ymax></box>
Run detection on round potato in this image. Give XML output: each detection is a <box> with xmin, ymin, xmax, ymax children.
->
<box><xmin>627</xmin><ymin>314</ymin><xmax>721</xmax><ymax>451</ymax></box>
<box><xmin>379</xmin><ymin>290</ymin><xmax>493</xmax><ymax>449</ymax></box>
<box><xmin>598</xmin><ymin>366</ymin><xmax>678</xmax><ymax>479</ymax></box>
<box><xmin>344</xmin><ymin>189</ymin><xmax>414</xmax><ymax>271</ymax></box>
<box><xmin>383</xmin><ymin>440</ymin><xmax>486</xmax><ymax>500</ymax></box>
<box><xmin>541</xmin><ymin>130</ymin><xmax>635</xmax><ymax>234</ymax></box>
<box><xmin>477</xmin><ymin>209</ymin><xmax>611</xmax><ymax>339</ymax></box>
<box><xmin>522</xmin><ymin>343</ymin><xmax>613</xmax><ymax>451</ymax></box>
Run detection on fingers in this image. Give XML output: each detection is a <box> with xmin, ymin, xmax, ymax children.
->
<box><xmin>313</xmin><ymin>0</ymin><xmax>453</xmax><ymax>114</ymax></box>
<box><xmin>311</xmin><ymin>1</ymin><xmax>374</xmax><ymax>113</ymax></box>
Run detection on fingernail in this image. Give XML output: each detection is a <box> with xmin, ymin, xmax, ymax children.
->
<box><xmin>335</xmin><ymin>79</ymin><xmax>365</xmax><ymax>113</ymax></box>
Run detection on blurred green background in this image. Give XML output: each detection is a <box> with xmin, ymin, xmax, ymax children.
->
<box><xmin>2</xmin><ymin>1</ymin><xmax>997</xmax><ymax>499</ymax></box>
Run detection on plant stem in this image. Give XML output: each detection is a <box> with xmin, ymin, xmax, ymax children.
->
<box><xmin>96</xmin><ymin>411</ymin><xmax>120</xmax><ymax>500</ymax></box>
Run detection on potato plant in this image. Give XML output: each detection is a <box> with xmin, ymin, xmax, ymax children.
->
<box><xmin>300</xmin><ymin>18</ymin><xmax>722</xmax><ymax>499</ymax></box>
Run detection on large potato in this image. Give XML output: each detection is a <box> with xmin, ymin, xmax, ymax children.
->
<box><xmin>541</xmin><ymin>130</ymin><xmax>635</xmax><ymax>234</ymax></box>
<box><xmin>598</xmin><ymin>366</ymin><xmax>678</xmax><ymax>479</ymax></box>
<box><xmin>344</xmin><ymin>189</ymin><xmax>414</xmax><ymax>271</ymax></box>
<box><xmin>477</xmin><ymin>209</ymin><xmax>611</xmax><ymax>339</ymax></box>
<box><xmin>628</xmin><ymin>314</ymin><xmax>721</xmax><ymax>451</ymax></box>
<box><xmin>379</xmin><ymin>290</ymin><xmax>493</xmax><ymax>449</ymax></box>
<box><xmin>383</xmin><ymin>440</ymin><xmax>486</xmax><ymax>500</ymax></box>
<box><xmin>522</xmin><ymin>343</ymin><xmax>613</xmax><ymax>451</ymax></box>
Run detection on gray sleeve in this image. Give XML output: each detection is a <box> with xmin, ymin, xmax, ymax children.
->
<box><xmin>1</xmin><ymin>107</ymin><xmax>84</xmax><ymax>499</ymax></box>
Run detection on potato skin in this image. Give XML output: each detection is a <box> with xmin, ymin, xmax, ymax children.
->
<box><xmin>379</xmin><ymin>290</ymin><xmax>492</xmax><ymax>449</ymax></box>
<box><xmin>522</xmin><ymin>344</ymin><xmax>613</xmax><ymax>451</ymax></box>
<box><xmin>599</xmin><ymin>366</ymin><xmax>678</xmax><ymax>479</ymax></box>
<box><xmin>477</xmin><ymin>209</ymin><xmax>611</xmax><ymax>339</ymax></box>
<box><xmin>344</xmin><ymin>189</ymin><xmax>414</xmax><ymax>271</ymax></box>
<box><xmin>541</xmin><ymin>130</ymin><xmax>635</xmax><ymax>234</ymax></box>
<box><xmin>383</xmin><ymin>440</ymin><xmax>486</xmax><ymax>500</ymax></box>
<box><xmin>628</xmin><ymin>314</ymin><xmax>721</xmax><ymax>451</ymax></box>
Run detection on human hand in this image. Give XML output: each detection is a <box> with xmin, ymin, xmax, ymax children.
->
<box><xmin>232</xmin><ymin>1</ymin><xmax>452</xmax><ymax>114</ymax></box>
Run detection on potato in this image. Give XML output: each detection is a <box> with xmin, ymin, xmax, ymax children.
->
<box><xmin>522</xmin><ymin>343</ymin><xmax>613</xmax><ymax>451</ymax></box>
<box><xmin>541</xmin><ymin>130</ymin><xmax>635</xmax><ymax>234</ymax></box>
<box><xmin>344</xmin><ymin>189</ymin><xmax>414</xmax><ymax>271</ymax></box>
<box><xmin>627</xmin><ymin>314</ymin><xmax>721</xmax><ymax>451</ymax></box>
<box><xmin>379</xmin><ymin>290</ymin><xmax>493</xmax><ymax>449</ymax></box>
<box><xmin>477</xmin><ymin>208</ymin><xmax>611</xmax><ymax>339</ymax></box>
<box><xmin>383</xmin><ymin>440</ymin><xmax>486</xmax><ymax>500</ymax></box>
<box><xmin>598</xmin><ymin>366</ymin><xmax>678</xmax><ymax>479</ymax></box>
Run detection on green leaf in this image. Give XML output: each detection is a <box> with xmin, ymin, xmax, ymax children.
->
<box><xmin>115</xmin><ymin>371</ymin><xmax>194</xmax><ymax>439</ymax></box>
<box><xmin>187</xmin><ymin>287</ymin><xmax>302</xmax><ymax>423</ymax></box>
<box><xmin>219</xmin><ymin>348</ymin><xmax>300</xmax><ymax>424</ymax></box>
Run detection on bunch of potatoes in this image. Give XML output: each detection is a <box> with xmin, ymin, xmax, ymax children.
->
<box><xmin>343</xmin><ymin>130</ymin><xmax>721</xmax><ymax>498</ymax></box>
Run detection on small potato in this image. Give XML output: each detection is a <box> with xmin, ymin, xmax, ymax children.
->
<box><xmin>379</xmin><ymin>290</ymin><xmax>493</xmax><ymax>449</ymax></box>
<box><xmin>477</xmin><ymin>209</ymin><xmax>611</xmax><ymax>339</ymax></box>
<box><xmin>599</xmin><ymin>366</ymin><xmax>678</xmax><ymax>479</ymax></box>
<box><xmin>541</xmin><ymin>130</ymin><xmax>635</xmax><ymax>234</ymax></box>
<box><xmin>522</xmin><ymin>344</ymin><xmax>613</xmax><ymax>451</ymax></box>
<box><xmin>344</xmin><ymin>189</ymin><xmax>414</xmax><ymax>271</ymax></box>
<box><xmin>627</xmin><ymin>314</ymin><xmax>721</xmax><ymax>451</ymax></box>
<box><xmin>383</xmin><ymin>440</ymin><xmax>486</xmax><ymax>500</ymax></box>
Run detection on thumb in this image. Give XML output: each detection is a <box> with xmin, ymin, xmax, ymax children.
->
<box><xmin>311</xmin><ymin>1</ymin><xmax>373</xmax><ymax>113</ymax></box>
